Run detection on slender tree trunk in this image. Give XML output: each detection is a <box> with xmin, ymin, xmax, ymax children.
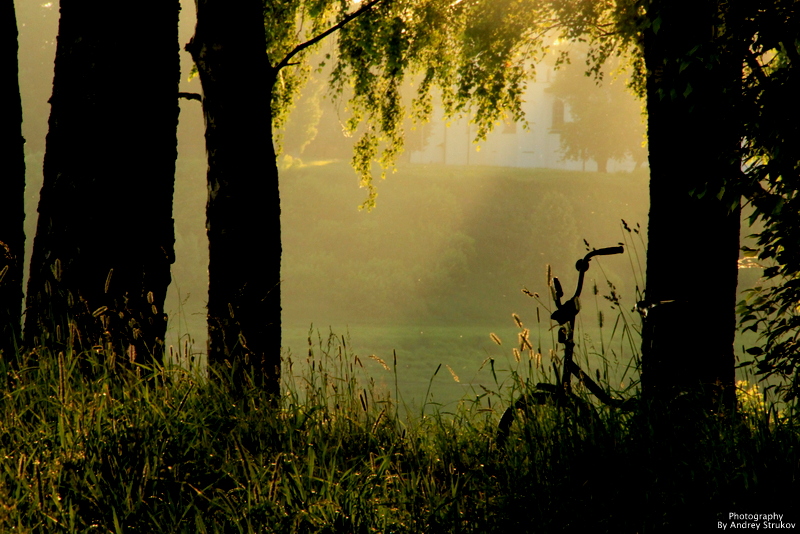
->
<box><xmin>0</xmin><ymin>0</ymin><xmax>26</xmax><ymax>362</ymax></box>
<box><xmin>187</xmin><ymin>0</ymin><xmax>282</xmax><ymax>396</ymax></box>
<box><xmin>641</xmin><ymin>0</ymin><xmax>742</xmax><ymax>409</ymax></box>
<box><xmin>24</xmin><ymin>1</ymin><xmax>180</xmax><ymax>365</ymax></box>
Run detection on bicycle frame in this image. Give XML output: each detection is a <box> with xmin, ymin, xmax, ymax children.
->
<box><xmin>551</xmin><ymin>246</ymin><xmax>623</xmax><ymax>399</ymax></box>
<box><xmin>497</xmin><ymin>245</ymin><xmax>626</xmax><ymax>447</ymax></box>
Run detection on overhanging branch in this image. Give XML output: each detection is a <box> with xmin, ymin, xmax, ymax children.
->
<box><xmin>274</xmin><ymin>0</ymin><xmax>386</xmax><ymax>73</ymax></box>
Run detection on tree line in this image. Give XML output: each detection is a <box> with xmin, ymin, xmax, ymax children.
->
<box><xmin>2</xmin><ymin>0</ymin><xmax>798</xmax><ymax>411</ymax></box>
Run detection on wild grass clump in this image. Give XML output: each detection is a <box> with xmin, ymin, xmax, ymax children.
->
<box><xmin>0</xmin><ymin>331</ymin><xmax>798</xmax><ymax>533</ymax></box>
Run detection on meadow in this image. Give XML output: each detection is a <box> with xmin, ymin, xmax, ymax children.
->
<box><xmin>4</xmin><ymin>255</ymin><xmax>786</xmax><ymax>532</ymax></box>
<box><xmin>5</xmin><ymin>161</ymin><xmax>787</xmax><ymax>532</ymax></box>
<box><xmin>282</xmin><ymin>310</ymin><xmax>642</xmax><ymax>412</ymax></box>
<box><xmin>1</xmin><ymin>327</ymin><xmax>797</xmax><ymax>533</ymax></box>
<box><xmin>165</xmin><ymin>160</ymin><xmax>652</xmax><ymax>408</ymax></box>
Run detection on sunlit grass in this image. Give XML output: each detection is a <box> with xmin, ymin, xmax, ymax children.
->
<box><xmin>6</xmin><ymin>217</ymin><xmax>791</xmax><ymax>532</ymax></box>
<box><xmin>1</xmin><ymin>329</ymin><xmax>797</xmax><ymax>533</ymax></box>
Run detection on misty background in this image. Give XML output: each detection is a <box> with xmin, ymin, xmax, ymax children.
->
<box><xmin>20</xmin><ymin>0</ymin><xmax>757</xmax><ymax>406</ymax></box>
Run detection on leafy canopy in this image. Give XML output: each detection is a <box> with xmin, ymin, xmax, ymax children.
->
<box><xmin>321</xmin><ymin>0</ymin><xmax>645</xmax><ymax>207</ymax></box>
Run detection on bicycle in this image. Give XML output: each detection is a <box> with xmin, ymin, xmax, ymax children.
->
<box><xmin>496</xmin><ymin>245</ymin><xmax>633</xmax><ymax>447</ymax></box>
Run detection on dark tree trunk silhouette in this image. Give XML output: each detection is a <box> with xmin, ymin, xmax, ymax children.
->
<box><xmin>186</xmin><ymin>0</ymin><xmax>386</xmax><ymax>395</ymax></box>
<box><xmin>641</xmin><ymin>0</ymin><xmax>742</xmax><ymax>409</ymax></box>
<box><xmin>24</xmin><ymin>0</ymin><xmax>180</xmax><ymax>364</ymax></box>
<box><xmin>0</xmin><ymin>0</ymin><xmax>25</xmax><ymax>361</ymax></box>
<box><xmin>187</xmin><ymin>0</ymin><xmax>281</xmax><ymax>395</ymax></box>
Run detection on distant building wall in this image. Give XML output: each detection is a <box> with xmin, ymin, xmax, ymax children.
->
<box><xmin>409</xmin><ymin>72</ymin><xmax>638</xmax><ymax>173</ymax></box>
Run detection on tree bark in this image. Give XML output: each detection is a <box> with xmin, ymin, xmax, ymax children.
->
<box><xmin>24</xmin><ymin>0</ymin><xmax>180</xmax><ymax>365</ymax></box>
<box><xmin>187</xmin><ymin>0</ymin><xmax>281</xmax><ymax>396</ymax></box>
<box><xmin>641</xmin><ymin>0</ymin><xmax>742</xmax><ymax>409</ymax></box>
<box><xmin>0</xmin><ymin>0</ymin><xmax>26</xmax><ymax>362</ymax></box>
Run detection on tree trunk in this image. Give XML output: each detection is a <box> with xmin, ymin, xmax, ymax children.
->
<box><xmin>641</xmin><ymin>0</ymin><xmax>742</xmax><ymax>410</ymax></box>
<box><xmin>187</xmin><ymin>0</ymin><xmax>281</xmax><ymax>396</ymax></box>
<box><xmin>24</xmin><ymin>0</ymin><xmax>180</xmax><ymax>365</ymax></box>
<box><xmin>0</xmin><ymin>0</ymin><xmax>26</xmax><ymax>362</ymax></box>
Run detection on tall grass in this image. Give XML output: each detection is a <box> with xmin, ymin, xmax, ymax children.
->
<box><xmin>0</xmin><ymin>330</ymin><xmax>798</xmax><ymax>533</ymax></box>
<box><xmin>5</xmin><ymin>230</ymin><xmax>796</xmax><ymax>532</ymax></box>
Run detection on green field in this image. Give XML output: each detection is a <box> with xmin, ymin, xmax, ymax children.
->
<box><xmin>282</xmin><ymin>314</ymin><xmax>643</xmax><ymax>412</ymax></box>
<box><xmin>158</xmin><ymin>159</ymin><xmax>769</xmax><ymax>412</ymax></box>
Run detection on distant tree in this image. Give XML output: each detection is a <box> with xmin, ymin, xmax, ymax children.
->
<box><xmin>24</xmin><ymin>1</ymin><xmax>180</xmax><ymax>365</ymax></box>
<box><xmin>547</xmin><ymin>52</ymin><xmax>646</xmax><ymax>173</ymax></box>
<box><xmin>0</xmin><ymin>0</ymin><xmax>25</xmax><ymax>361</ymax></box>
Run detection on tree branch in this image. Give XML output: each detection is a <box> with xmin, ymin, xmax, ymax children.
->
<box><xmin>178</xmin><ymin>92</ymin><xmax>202</xmax><ymax>101</ymax></box>
<box><xmin>274</xmin><ymin>0</ymin><xmax>386</xmax><ymax>73</ymax></box>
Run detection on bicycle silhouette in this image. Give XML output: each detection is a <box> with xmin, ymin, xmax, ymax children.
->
<box><xmin>497</xmin><ymin>246</ymin><xmax>634</xmax><ymax>447</ymax></box>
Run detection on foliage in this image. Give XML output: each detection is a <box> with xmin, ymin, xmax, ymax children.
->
<box><xmin>0</xmin><ymin>334</ymin><xmax>797</xmax><ymax>532</ymax></box>
<box><xmin>262</xmin><ymin>0</ymin><xmax>350</xmax><ymax>150</ymax></box>
<box><xmin>328</xmin><ymin>0</ymin><xmax>621</xmax><ymax>208</ymax></box>
<box><xmin>734</xmin><ymin>0</ymin><xmax>800</xmax><ymax>400</ymax></box>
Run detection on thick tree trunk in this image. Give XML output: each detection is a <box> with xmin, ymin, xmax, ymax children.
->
<box><xmin>641</xmin><ymin>0</ymin><xmax>742</xmax><ymax>409</ymax></box>
<box><xmin>24</xmin><ymin>1</ymin><xmax>180</xmax><ymax>365</ymax></box>
<box><xmin>187</xmin><ymin>0</ymin><xmax>282</xmax><ymax>396</ymax></box>
<box><xmin>0</xmin><ymin>0</ymin><xmax>25</xmax><ymax>361</ymax></box>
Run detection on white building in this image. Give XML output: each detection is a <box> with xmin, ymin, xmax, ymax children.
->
<box><xmin>408</xmin><ymin>70</ymin><xmax>638</xmax><ymax>173</ymax></box>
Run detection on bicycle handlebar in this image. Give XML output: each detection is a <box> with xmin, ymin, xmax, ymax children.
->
<box><xmin>551</xmin><ymin>245</ymin><xmax>625</xmax><ymax>325</ymax></box>
<box><xmin>585</xmin><ymin>246</ymin><xmax>624</xmax><ymax>259</ymax></box>
<box><xmin>575</xmin><ymin>246</ymin><xmax>624</xmax><ymax>275</ymax></box>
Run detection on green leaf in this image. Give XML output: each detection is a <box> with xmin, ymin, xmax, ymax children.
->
<box><xmin>745</xmin><ymin>346</ymin><xmax>764</xmax><ymax>356</ymax></box>
<box><xmin>652</xmin><ymin>16</ymin><xmax>661</xmax><ymax>34</ymax></box>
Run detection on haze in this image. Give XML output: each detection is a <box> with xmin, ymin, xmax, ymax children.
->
<box><xmin>16</xmin><ymin>0</ymin><xmax>650</xmax><ymax>405</ymax></box>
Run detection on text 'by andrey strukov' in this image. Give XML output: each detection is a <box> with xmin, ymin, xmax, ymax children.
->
<box><xmin>719</xmin><ymin>514</ymin><xmax>795</xmax><ymax>530</ymax></box>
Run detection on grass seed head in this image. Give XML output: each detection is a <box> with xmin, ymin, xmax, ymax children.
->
<box><xmin>446</xmin><ymin>364</ymin><xmax>460</xmax><ymax>382</ymax></box>
<box><xmin>369</xmin><ymin>354</ymin><xmax>390</xmax><ymax>371</ymax></box>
